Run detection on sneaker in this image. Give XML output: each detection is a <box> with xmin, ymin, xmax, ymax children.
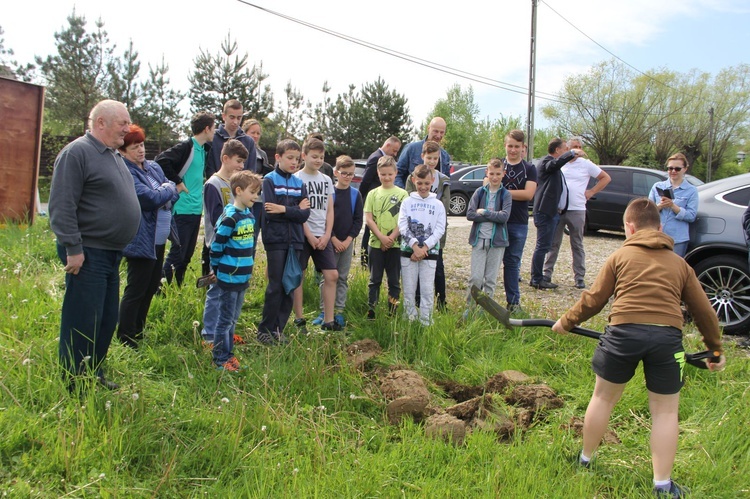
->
<box><xmin>575</xmin><ymin>280</ymin><xmax>586</xmax><ymax>289</ymax></box>
<box><xmin>217</xmin><ymin>356</ymin><xmax>242</xmax><ymax>372</ymax></box>
<box><xmin>311</xmin><ymin>312</ymin><xmax>325</xmax><ymax>326</ymax></box>
<box><xmin>257</xmin><ymin>330</ymin><xmax>277</xmax><ymax>346</ymax></box>
<box><xmin>322</xmin><ymin>321</ymin><xmax>343</xmax><ymax>332</ymax></box>
<box><xmin>271</xmin><ymin>329</ymin><xmax>288</xmax><ymax>344</ymax></box>
<box><xmin>530</xmin><ymin>280</ymin><xmax>558</xmax><ymax>290</ymax></box>
<box><xmin>96</xmin><ymin>376</ymin><xmax>120</xmax><ymax>390</ymax></box>
<box><xmin>293</xmin><ymin>318</ymin><xmax>308</xmax><ymax>335</ymax></box>
<box><xmin>507</xmin><ymin>303</ymin><xmax>526</xmax><ymax>317</ymax></box>
<box><xmin>366</xmin><ymin>309</ymin><xmax>376</xmax><ymax>321</ymax></box>
<box><xmin>334</xmin><ymin>314</ymin><xmax>345</xmax><ymax>327</ymax></box>
<box><xmin>653</xmin><ymin>480</ymin><xmax>687</xmax><ymax>498</ymax></box>
<box><xmin>233</xmin><ymin>334</ymin><xmax>247</xmax><ymax>345</ymax></box>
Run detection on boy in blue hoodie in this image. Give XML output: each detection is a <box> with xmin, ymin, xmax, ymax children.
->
<box><xmin>209</xmin><ymin>170</ymin><xmax>261</xmax><ymax>371</ymax></box>
<box><xmin>465</xmin><ymin>158</ymin><xmax>512</xmax><ymax>316</ymax></box>
<box><xmin>257</xmin><ymin>139</ymin><xmax>311</xmax><ymax>344</ymax></box>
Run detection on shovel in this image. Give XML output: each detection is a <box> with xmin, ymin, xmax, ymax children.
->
<box><xmin>470</xmin><ymin>285</ymin><xmax>721</xmax><ymax>370</ymax></box>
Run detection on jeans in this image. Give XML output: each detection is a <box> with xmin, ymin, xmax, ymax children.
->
<box><xmin>57</xmin><ymin>244</ymin><xmax>121</xmax><ymax>378</ymax></box>
<box><xmin>673</xmin><ymin>241</ymin><xmax>688</xmax><ymax>258</ymax></box>
<box><xmin>368</xmin><ymin>246</ymin><xmax>401</xmax><ymax>310</ymax></box>
<box><xmin>117</xmin><ymin>244</ymin><xmax>166</xmax><ymax>347</ymax></box>
<box><xmin>213</xmin><ymin>286</ymin><xmax>246</xmax><ymax>365</ymax></box>
<box><xmin>544</xmin><ymin>210</ymin><xmax>586</xmax><ymax>282</ymax></box>
<box><xmin>201</xmin><ymin>283</ymin><xmax>221</xmax><ymax>342</ymax></box>
<box><xmin>402</xmin><ymin>257</ymin><xmax>437</xmax><ymax>325</ymax></box>
<box><xmin>530</xmin><ymin>212</ymin><xmax>560</xmax><ymax>284</ymax></box>
<box><xmin>467</xmin><ymin>242</ymin><xmax>506</xmax><ymax>308</ymax></box>
<box><xmin>163</xmin><ymin>214</ymin><xmax>201</xmax><ymax>286</ymax></box>
<box><xmin>503</xmin><ymin>223</ymin><xmax>528</xmax><ymax>306</ymax></box>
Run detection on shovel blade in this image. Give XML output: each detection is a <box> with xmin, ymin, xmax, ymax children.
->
<box><xmin>470</xmin><ymin>285</ymin><xmax>513</xmax><ymax>330</ymax></box>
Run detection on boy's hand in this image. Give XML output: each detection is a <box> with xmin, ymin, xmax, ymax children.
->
<box><xmin>265</xmin><ymin>202</ymin><xmax>286</xmax><ymax>214</ymax></box>
<box><xmin>379</xmin><ymin>234</ymin><xmax>392</xmax><ymax>249</ymax></box>
<box><xmin>477</xmin><ymin>208</ymin><xmax>486</xmax><ymax>216</ymax></box>
<box><xmin>176</xmin><ymin>183</ymin><xmax>189</xmax><ymax>194</ymax></box>
<box><xmin>332</xmin><ymin>237</ymin><xmax>345</xmax><ymax>253</ymax></box>
<box><xmin>307</xmin><ymin>234</ymin><xmax>319</xmax><ymax>247</ymax></box>
<box><xmin>411</xmin><ymin>244</ymin><xmax>427</xmax><ymax>260</ymax></box>
<box><xmin>298</xmin><ymin>198</ymin><xmax>310</xmax><ymax>210</ymax></box>
<box><xmin>552</xmin><ymin>319</ymin><xmax>568</xmax><ymax>335</ymax></box>
<box><xmin>707</xmin><ymin>354</ymin><xmax>726</xmax><ymax>372</ymax></box>
<box><xmin>317</xmin><ymin>234</ymin><xmax>330</xmax><ymax>250</ymax></box>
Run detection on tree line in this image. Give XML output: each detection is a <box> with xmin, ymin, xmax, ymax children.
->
<box><xmin>2</xmin><ymin>12</ymin><xmax>749</xmax><ymax>179</ymax></box>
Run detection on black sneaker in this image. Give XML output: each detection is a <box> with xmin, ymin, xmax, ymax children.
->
<box><xmin>575</xmin><ymin>280</ymin><xmax>586</xmax><ymax>289</ymax></box>
<box><xmin>96</xmin><ymin>376</ymin><xmax>120</xmax><ymax>391</ymax></box>
<box><xmin>321</xmin><ymin>321</ymin><xmax>342</xmax><ymax>332</ymax></box>
<box><xmin>257</xmin><ymin>330</ymin><xmax>277</xmax><ymax>345</ymax></box>
<box><xmin>653</xmin><ymin>480</ymin><xmax>687</xmax><ymax>498</ymax></box>
<box><xmin>293</xmin><ymin>318</ymin><xmax>308</xmax><ymax>335</ymax></box>
<box><xmin>530</xmin><ymin>280</ymin><xmax>558</xmax><ymax>289</ymax></box>
<box><xmin>366</xmin><ymin>309</ymin><xmax>376</xmax><ymax>321</ymax></box>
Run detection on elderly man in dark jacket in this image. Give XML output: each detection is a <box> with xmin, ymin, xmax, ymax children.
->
<box><xmin>529</xmin><ymin>138</ymin><xmax>583</xmax><ymax>289</ymax></box>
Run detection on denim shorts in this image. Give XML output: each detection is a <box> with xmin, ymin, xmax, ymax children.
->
<box><xmin>592</xmin><ymin>323</ymin><xmax>685</xmax><ymax>395</ymax></box>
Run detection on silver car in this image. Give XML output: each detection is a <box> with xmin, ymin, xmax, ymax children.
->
<box><xmin>687</xmin><ymin>173</ymin><xmax>750</xmax><ymax>335</ymax></box>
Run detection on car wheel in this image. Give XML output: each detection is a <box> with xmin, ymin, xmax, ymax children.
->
<box><xmin>449</xmin><ymin>193</ymin><xmax>469</xmax><ymax>216</ymax></box>
<box><xmin>693</xmin><ymin>254</ymin><xmax>750</xmax><ymax>335</ymax></box>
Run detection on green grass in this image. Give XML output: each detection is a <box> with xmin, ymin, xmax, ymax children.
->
<box><xmin>1</xmin><ymin>220</ymin><xmax>748</xmax><ymax>497</ymax></box>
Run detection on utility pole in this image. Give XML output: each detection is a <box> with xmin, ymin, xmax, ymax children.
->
<box><xmin>707</xmin><ymin>106</ymin><xmax>714</xmax><ymax>183</ymax></box>
<box><xmin>526</xmin><ymin>0</ymin><xmax>538</xmax><ymax>162</ymax></box>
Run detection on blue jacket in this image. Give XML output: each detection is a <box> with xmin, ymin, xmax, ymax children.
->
<box><xmin>467</xmin><ymin>184</ymin><xmax>512</xmax><ymax>248</ymax></box>
<box><xmin>210</xmin><ymin>204</ymin><xmax>255</xmax><ymax>290</ymax></box>
<box><xmin>648</xmin><ymin>179</ymin><xmax>698</xmax><ymax>244</ymax></box>
<box><xmin>395</xmin><ymin>138</ymin><xmax>451</xmax><ymax>187</ymax></box>
<box><xmin>123</xmin><ymin>159</ymin><xmax>180</xmax><ymax>259</ymax></box>
<box><xmin>261</xmin><ymin>167</ymin><xmax>311</xmax><ymax>251</ymax></box>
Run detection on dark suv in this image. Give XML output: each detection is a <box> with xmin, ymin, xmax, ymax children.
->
<box><xmin>687</xmin><ymin>173</ymin><xmax>750</xmax><ymax>335</ymax></box>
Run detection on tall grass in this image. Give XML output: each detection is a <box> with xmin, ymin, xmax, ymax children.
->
<box><xmin>0</xmin><ymin>220</ymin><xmax>748</xmax><ymax>497</ymax></box>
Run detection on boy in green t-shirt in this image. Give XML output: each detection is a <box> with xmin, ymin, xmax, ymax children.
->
<box><xmin>364</xmin><ymin>155</ymin><xmax>408</xmax><ymax>319</ymax></box>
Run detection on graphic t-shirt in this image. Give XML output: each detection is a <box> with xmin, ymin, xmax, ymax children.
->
<box><xmin>502</xmin><ymin>159</ymin><xmax>537</xmax><ymax>224</ymax></box>
<box><xmin>295</xmin><ymin>169</ymin><xmax>334</xmax><ymax>237</ymax></box>
<box><xmin>364</xmin><ymin>185</ymin><xmax>408</xmax><ymax>248</ymax></box>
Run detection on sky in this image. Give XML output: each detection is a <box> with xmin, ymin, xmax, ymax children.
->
<box><xmin>3</xmin><ymin>0</ymin><xmax>750</xmax><ymax>132</ymax></box>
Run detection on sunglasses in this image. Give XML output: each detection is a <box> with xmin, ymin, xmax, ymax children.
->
<box><xmin>667</xmin><ymin>167</ymin><xmax>683</xmax><ymax>172</ymax></box>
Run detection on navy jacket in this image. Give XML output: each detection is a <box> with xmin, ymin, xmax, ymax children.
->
<box><xmin>206</xmin><ymin>125</ymin><xmax>258</xmax><ymax>177</ymax></box>
<box><xmin>122</xmin><ymin>159</ymin><xmax>180</xmax><ymax>259</ymax></box>
<box><xmin>533</xmin><ymin>151</ymin><xmax>575</xmax><ymax>218</ymax></box>
<box><xmin>261</xmin><ymin>167</ymin><xmax>310</xmax><ymax>251</ymax></box>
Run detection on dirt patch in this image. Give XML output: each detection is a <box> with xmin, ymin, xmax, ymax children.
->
<box><xmin>446</xmin><ymin>394</ymin><xmax>495</xmax><ymax>421</ymax></box>
<box><xmin>387</xmin><ymin>396</ymin><xmax>429</xmax><ymax>424</ymax></box>
<box><xmin>424</xmin><ymin>413</ymin><xmax>467</xmax><ymax>445</ymax></box>
<box><xmin>473</xmin><ymin>414</ymin><xmax>516</xmax><ymax>440</ymax></box>
<box><xmin>437</xmin><ymin>380</ymin><xmax>483</xmax><ymax>402</ymax></box>
<box><xmin>380</xmin><ymin>370</ymin><xmax>430</xmax><ymax>424</ymax></box>
<box><xmin>505</xmin><ymin>384</ymin><xmax>564</xmax><ymax>411</ymax></box>
<box><xmin>562</xmin><ymin>416</ymin><xmax>621</xmax><ymax>445</ymax></box>
<box><xmin>485</xmin><ymin>370</ymin><xmax>531</xmax><ymax>394</ymax></box>
<box><xmin>346</xmin><ymin>339</ymin><xmax>382</xmax><ymax>369</ymax></box>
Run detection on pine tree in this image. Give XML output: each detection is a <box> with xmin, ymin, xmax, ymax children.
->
<box><xmin>137</xmin><ymin>57</ymin><xmax>185</xmax><ymax>151</ymax></box>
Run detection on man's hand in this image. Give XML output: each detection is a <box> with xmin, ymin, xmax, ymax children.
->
<box><xmin>551</xmin><ymin>319</ymin><xmax>568</xmax><ymax>335</ymax></box>
<box><xmin>176</xmin><ymin>182</ymin><xmax>189</xmax><ymax>194</ymax></box>
<box><xmin>707</xmin><ymin>354</ymin><xmax>726</xmax><ymax>372</ymax></box>
<box><xmin>265</xmin><ymin>202</ymin><xmax>286</xmax><ymax>214</ymax></box>
<box><xmin>64</xmin><ymin>253</ymin><xmax>85</xmax><ymax>275</ymax></box>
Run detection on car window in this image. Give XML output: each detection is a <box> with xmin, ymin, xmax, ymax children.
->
<box><xmin>604</xmin><ymin>170</ymin><xmax>631</xmax><ymax>194</ymax></box>
<box><xmin>722</xmin><ymin>186</ymin><xmax>750</xmax><ymax>207</ymax></box>
<box><xmin>463</xmin><ymin>168</ymin><xmax>486</xmax><ymax>181</ymax></box>
<box><xmin>633</xmin><ymin>173</ymin><xmax>661</xmax><ymax>196</ymax></box>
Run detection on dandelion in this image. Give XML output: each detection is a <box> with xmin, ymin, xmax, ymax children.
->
<box><xmin>105</xmin><ymin>401</ymin><xmax>112</xmax><ymax>411</ymax></box>
<box><xmin>10</xmin><ymin>315</ymin><xmax>17</xmax><ymax>320</ymax></box>
<box><xmin>317</xmin><ymin>405</ymin><xmax>326</xmax><ymax>412</ymax></box>
<box><xmin>22</xmin><ymin>358</ymin><xmax>32</xmax><ymax>366</ymax></box>
<box><xmin>261</xmin><ymin>425</ymin><xmax>267</xmax><ymax>432</ymax></box>
<box><xmin>160</xmin><ymin>277</ymin><xmax>167</xmax><ymax>284</ymax></box>
<box><xmin>99</xmin><ymin>473</ymin><xmax>105</xmax><ymax>479</ymax></box>
<box><xmin>21</xmin><ymin>299</ymin><xmax>28</xmax><ymax>304</ymax></box>
<box><xmin>293</xmin><ymin>468</ymin><xmax>299</xmax><ymax>475</ymax></box>
<box><xmin>192</xmin><ymin>320</ymin><xmax>200</xmax><ymax>328</ymax></box>
<box><xmin>132</xmin><ymin>393</ymin><xmax>139</xmax><ymax>401</ymax></box>
<box><xmin>221</xmin><ymin>397</ymin><xmax>229</xmax><ymax>404</ymax></box>
<box><xmin>349</xmin><ymin>393</ymin><xmax>356</xmax><ymax>400</ymax></box>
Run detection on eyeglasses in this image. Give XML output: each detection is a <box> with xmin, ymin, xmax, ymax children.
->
<box><xmin>667</xmin><ymin>167</ymin><xmax>683</xmax><ymax>172</ymax></box>
<box><xmin>337</xmin><ymin>171</ymin><xmax>355</xmax><ymax>177</ymax></box>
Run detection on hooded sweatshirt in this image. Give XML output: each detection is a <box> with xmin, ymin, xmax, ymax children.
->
<box><xmin>398</xmin><ymin>191</ymin><xmax>447</xmax><ymax>259</ymax></box>
<box><xmin>560</xmin><ymin>229</ymin><xmax>722</xmax><ymax>352</ymax></box>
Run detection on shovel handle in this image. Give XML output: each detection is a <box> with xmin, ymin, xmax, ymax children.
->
<box><xmin>508</xmin><ymin>318</ymin><xmax>720</xmax><ymax>370</ymax></box>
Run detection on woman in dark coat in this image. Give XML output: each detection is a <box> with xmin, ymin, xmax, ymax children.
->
<box><xmin>117</xmin><ymin>125</ymin><xmax>179</xmax><ymax>348</ymax></box>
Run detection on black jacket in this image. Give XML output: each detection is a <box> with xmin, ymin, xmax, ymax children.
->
<box><xmin>155</xmin><ymin>138</ymin><xmax>211</xmax><ymax>186</ymax></box>
<box><xmin>533</xmin><ymin>151</ymin><xmax>575</xmax><ymax>218</ymax></box>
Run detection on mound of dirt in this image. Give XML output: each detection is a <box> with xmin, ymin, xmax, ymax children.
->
<box><xmin>380</xmin><ymin>370</ymin><xmax>430</xmax><ymax>401</ymax></box>
<box><xmin>424</xmin><ymin>413</ymin><xmax>467</xmax><ymax>445</ymax></box>
<box><xmin>505</xmin><ymin>384</ymin><xmax>564</xmax><ymax>411</ymax></box>
<box><xmin>387</xmin><ymin>396</ymin><xmax>429</xmax><ymax>424</ymax></box>
<box><xmin>436</xmin><ymin>380</ymin><xmax>483</xmax><ymax>402</ymax></box>
<box><xmin>485</xmin><ymin>370</ymin><xmax>531</xmax><ymax>394</ymax></box>
<box><xmin>446</xmin><ymin>395</ymin><xmax>496</xmax><ymax>421</ymax></box>
<box><xmin>346</xmin><ymin>339</ymin><xmax>382</xmax><ymax>369</ymax></box>
<box><xmin>473</xmin><ymin>415</ymin><xmax>516</xmax><ymax>440</ymax></box>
